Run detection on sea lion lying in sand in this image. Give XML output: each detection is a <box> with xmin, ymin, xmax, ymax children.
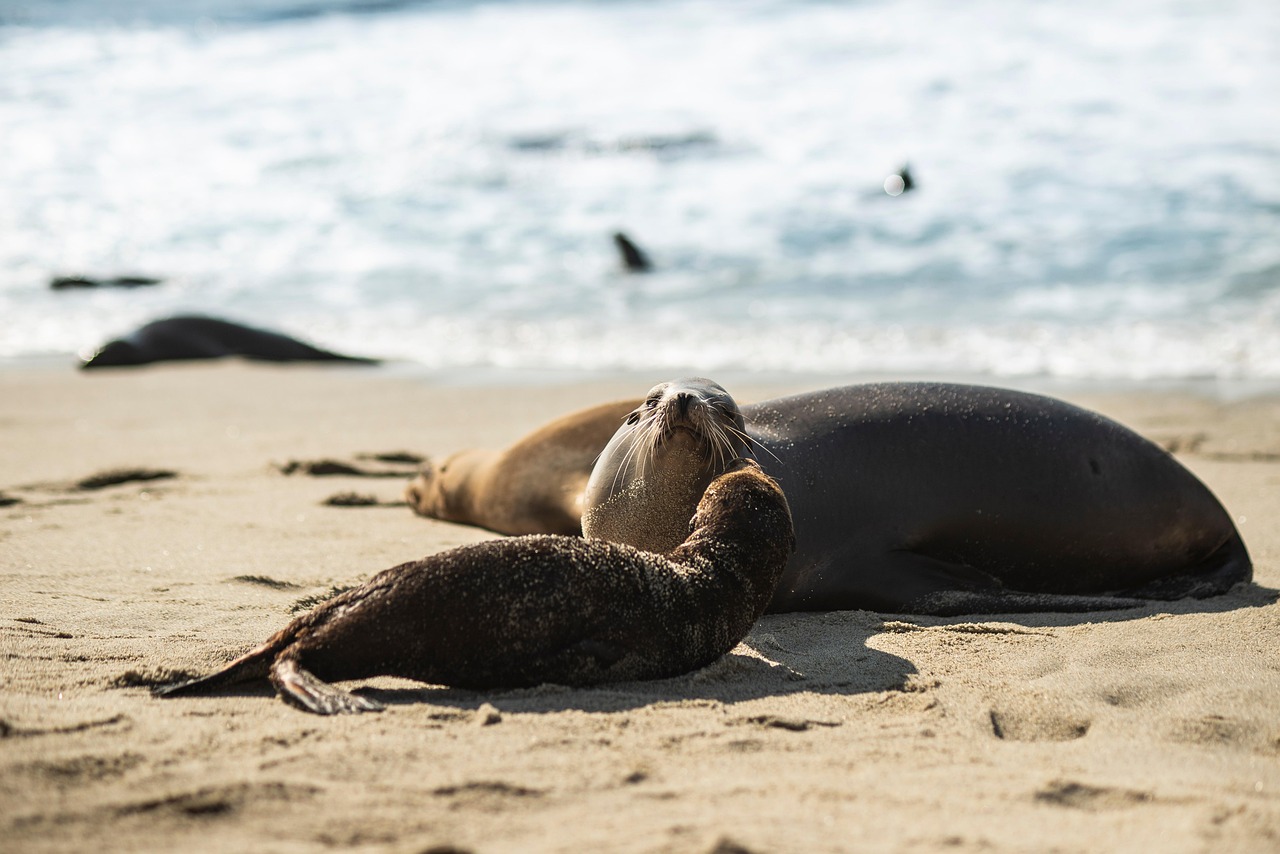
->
<box><xmin>409</xmin><ymin>378</ymin><xmax>1252</xmax><ymax>616</ymax></box>
<box><xmin>156</xmin><ymin>459</ymin><xmax>793</xmax><ymax>714</ymax></box>
<box><xmin>81</xmin><ymin>315</ymin><xmax>378</xmax><ymax>369</ymax></box>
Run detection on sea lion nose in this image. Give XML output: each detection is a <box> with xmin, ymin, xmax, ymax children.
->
<box><xmin>673</xmin><ymin>392</ymin><xmax>693</xmax><ymax>417</ymax></box>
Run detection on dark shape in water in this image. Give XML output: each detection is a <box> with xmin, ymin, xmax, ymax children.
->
<box><xmin>613</xmin><ymin>232</ymin><xmax>653</xmax><ymax>273</ymax></box>
<box><xmin>51</xmin><ymin>274</ymin><xmax>163</xmax><ymax>290</ymax></box>
<box><xmin>898</xmin><ymin>164</ymin><xmax>915</xmax><ymax>192</ymax></box>
<box><xmin>80</xmin><ymin>315</ymin><xmax>379</xmax><ymax>369</ymax></box>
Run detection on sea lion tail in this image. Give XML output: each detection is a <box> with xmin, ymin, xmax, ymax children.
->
<box><xmin>153</xmin><ymin>633</ymin><xmax>289</xmax><ymax>698</ymax></box>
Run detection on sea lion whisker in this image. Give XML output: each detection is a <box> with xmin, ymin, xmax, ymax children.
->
<box><xmin>611</xmin><ymin>437</ymin><xmax>643</xmax><ymax>493</ymax></box>
<box><xmin>725</xmin><ymin>422</ymin><xmax>782</xmax><ymax>466</ymax></box>
<box><xmin>710</xmin><ymin>420</ymin><xmax>745</xmax><ymax>471</ymax></box>
<box><xmin>705</xmin><ymin>421</ymin><xmax>731</xmax><ymax>473</ymax></box>
<box><xmin>614</xmin><ymin>415</ymin><xmax>659</xmax><ymax>488</ymax></box>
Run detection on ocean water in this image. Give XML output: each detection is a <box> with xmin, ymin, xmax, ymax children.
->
<box><xmin>2</xmin><ymin>0</ymin><xmax>1278</xmax><ymax>382</ymax></box>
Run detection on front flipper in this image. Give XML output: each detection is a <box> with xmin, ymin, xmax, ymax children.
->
<box><xmin>903</xmin><ymin>589</ymin><xmax>1145</xmax><ymax>617</ymax></box>
<box><xmin>517</xmin><ymin>636</ymin><xmax>637</xmax><ymax>686</ymax></box>
<box><xmin>882</xmin><ymin>551</ymin><xmax>1145</xmax><ymax>615</ymax></box>
<box><xmin>270</xmin><ymin>657</ymin><xmax>384</xmax><ymax>715</ymax></box>
<box><xmin>780</xmin><ymin>549</ymin><xmax>1146</xmax><ymax>616</ymax></box>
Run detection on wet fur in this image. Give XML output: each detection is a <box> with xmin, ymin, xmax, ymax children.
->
<box><xmin>157</xmin><ymin>462</ymin><xmax>794</xmax><ymax>714</ymax></box>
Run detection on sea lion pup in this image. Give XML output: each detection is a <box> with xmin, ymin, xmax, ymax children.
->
<box><xmin>582</xmin><ymin>379</ymin><xmax>1252</xmax><ymax>615</ymax></box>
<box><xmin>156</xmin><ymin>459</ymin><xmax>793</xmax><ymax>715</ymax></box>
<box><xmin>405</xmin><ymin>399</ymin><xmax>641</xmax><ymax>535</ymax></box>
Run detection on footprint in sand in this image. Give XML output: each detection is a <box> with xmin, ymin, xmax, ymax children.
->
<box><xmin>276</xmin><ymin>451</ymin><xmax>423</xmax><ymax>478</ymax></box>
<box><xmin>74</xmin><ymin>468</ymin><xmax>178</xmax><ymax>491</ymax></box>
<box><xmin>988</xmin><ymin>698</ymin><xmax>1092</xmax><ymax>742</ymax></box>
<box><xmin>229</xmin><ymin>575</ymin><xmax>302</xmax><ymax>590</ymax></box>
<box><xmin>322</xmin><ymin>491</ymin><xmax>406</xmax><ymax>508</ymax></box>
<box><xmin>2</xmin><ymin>468</ymin><xmax>179</xmax><ymax>508</ymax></box>
<box><xmin>112</xmin><ymin>781</ymin><xmax>320</xmax><ymax>819</ymax></box>
<box><xmin>276</xmin><ymin>455</ymin><xmax>420</xmax><ymax>508</ymax></box>
<box><xmin>1167</xmin><ymin>714</ymin><xmax>1278</xmax><ymax>754</ymax></box>
<box><xmin>1034</xmin><ymin>779</ymin><xmax>1154</xmax><ymax>810</ymax></box>
<box><xmin>431</xmin><ymin>780</ymin><xmax>544</xmax><ymax>812</ymax></box>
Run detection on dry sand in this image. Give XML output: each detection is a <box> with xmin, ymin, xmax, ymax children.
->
<box><xmin>1</xmin><ymin>363</ymin><xmax>1277</xmax><ymax>853</ymax></box>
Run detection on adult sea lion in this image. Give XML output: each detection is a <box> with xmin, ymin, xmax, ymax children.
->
<box><xmin>157</xmin><ymin>460</ymin><xmax>793</xmax><ymax>714</ymax></box>
<box><xmin>80</xmin><ymin>315</ymin><xmax>378</xmax><ymax>369</ymax></box>
<box><xmin>412</xmin><ymin>379</ymin><xmax>1252</xmax><ymax>616</ymax></box>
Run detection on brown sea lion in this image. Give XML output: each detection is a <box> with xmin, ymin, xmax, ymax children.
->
<box><xmin>405</xmin><ymin>399</ymin><xmax>641</xmax><ymax>535</ymax></box>
<box><xmin>156</xmin><ymin>459</ymin><xmax>793</xmax><ymax>714</ymax></box>
<box><xmin>411</xmin><ymin>378</ymin><xmax>1252</xmax><ymax>616</ymax></box>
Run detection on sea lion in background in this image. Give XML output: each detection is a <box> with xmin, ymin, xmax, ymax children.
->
<box><xmin>406</xmin><ymin>399</ymin><xmax>641</xmax><ymax>535</ymax></box>
<box><xmin>51</xmin><ymin>274</ymin><xmax>162</xmax><ymax>290</ymax></box>
<box><xmin>157</xmin><ymin>459</ymin><xmax>793</xmax><ymax>714</ymax></box>
<box><xmin>412</xmin><ymin>379</ymin><xmax>1252</xmax><ymax>616</ymax></box>
<box><xmin>80</xmin><ymin>315</ymin><xmax>379</xmax><ymax>369</ymax></box>
<box><xmin>613</xmin><ymin>231</ymin><xmax>653</xmax><ymax>272</ymax></box>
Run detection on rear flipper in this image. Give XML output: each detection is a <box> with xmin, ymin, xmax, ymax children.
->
<box><xmin>896</xmin><ymin>532</ymin><xmax>1253</xmax><ymax>617</ymax></box>
<box><xmin>270</xmin><ymin>657</ymin><xmax>384</xmax><ymax>715</ymax></box>
<box><xmin>1119</xmin><ymin>532</ymin><xmax>1253</xmax><ymax>601</ymax></box>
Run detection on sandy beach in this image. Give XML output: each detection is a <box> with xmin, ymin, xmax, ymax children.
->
<box><xmin>2</xmin><ymin>362</ymin><xmax>1277</xmax><ymax>853</ymax></box>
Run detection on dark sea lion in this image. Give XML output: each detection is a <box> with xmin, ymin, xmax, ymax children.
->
<box><xmin>51</xmin><ymin>274</ymin><xmax>162</xmax><ymax>290</ymax></box>
<box><xmin>80</xmin><ymin>315</ymin><xmax>379</xmax><ymax>369</ymax></box>
<box><xmin>412</xmin><ymin>379</ymin><xmax>1252</xmax><ymax>616</ymax></box>
<box><xmin>613</xmin><ymin>231</ymin><xmax>653</xmax><ymax>272</ymax></box>
<box><xmin>157</xmin><ymin>460</ymin><xmax>793</xmax><ymax>714</ymax></box>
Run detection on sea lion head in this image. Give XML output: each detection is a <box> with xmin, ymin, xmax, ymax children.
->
<box><xmin>405</xmin><ymin>450</ymin><xmax>488</xmax><ymax>523</ymax></box>
<box><xmin>582</xmin><ymin>377</ymin><xmax>752</xmax><ymax>555</ymax></box>
<box><xmin>680</xmin><ymin>457</ymin><xmax>795</xmax><ymax>564</ymax></box>
<box><xmin>80</xmin><ymin>339</ymin><xmax>147</xmax><ymax>369</ymax></box>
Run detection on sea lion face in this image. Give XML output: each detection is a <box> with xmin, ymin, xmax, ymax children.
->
<box><xmin>582</xmin><ymin>378</ymin><xmax>751</xmax><ymax>555</ymax></box>
<box><xmin>405</xmin><ymin>451</ymin><xmax>484</xmax><ymax>522</ymax></box>
<box><xmin>80</xmin><ymin>339</ymin><xmax>146</xmax><ymax>369</ymax></box>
